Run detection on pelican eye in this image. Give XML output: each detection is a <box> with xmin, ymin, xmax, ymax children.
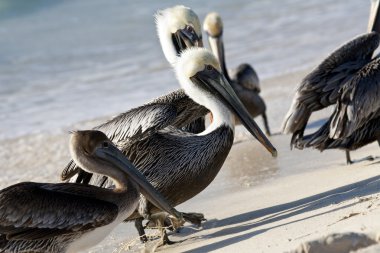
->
<box><xmin>185</xmin><ymin>25</ymin><xmax>193</xmax><ymax>32</ymax></box>
<box><xmin>102</xmin><ymin>141</ymin><xmax>109</xmax><ymax>148</ymax></box>
<box><xmin>206</xmin><ymin>65</ymin><xmax>213</xmax><ymax>71</ymax></box>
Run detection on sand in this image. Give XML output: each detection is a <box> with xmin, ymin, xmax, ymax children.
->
<box><xmin>2</xmin><ymin>69</ymin><xmax>380</xmax><ymax>253</ymax></box>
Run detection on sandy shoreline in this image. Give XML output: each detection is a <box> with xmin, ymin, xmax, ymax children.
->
<box><xmin>2</xmin><ymin>67</ymin><xmax>380</xmax><ymax>253</ymax></box>
<box><xmin>160</xmin><ymin>138</ymin><xmax>380</xmax><ymax>253</ymax></box>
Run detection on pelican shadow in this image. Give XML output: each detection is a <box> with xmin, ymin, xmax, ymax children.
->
<box><xmin>179</xmin><ymin>175</ymin><xmax>380</xmax><ymax>252</ymax></box>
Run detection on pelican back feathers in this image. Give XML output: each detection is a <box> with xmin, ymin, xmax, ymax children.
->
<box><xmin>282</xmin><ymin>32</ymin><xmax>380</xmax><ymax>144</ymax></box>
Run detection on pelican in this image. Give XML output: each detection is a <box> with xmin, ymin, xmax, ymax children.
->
<box><xmin>60</xmin><ymin>6</ymin><xmax>209</xmax><ymax>241</ymax></box>
<box><xmin>156</xmin><ymin>5</ymin><xmax>208</xmax><ymax>134</ymax></box>
<box><xmin>62</xmin><ymin>48</ymin><xmax>277</xmax><ymax>242</ymax></box>
<box><xmin>284</xmin><ymin>0</ymin><xmax>380</xmax><ymax>164</ymax></box>
<box><xmin>62</xmin><ymin>5</ymin><xmax>208</xmax><ymax>181</ymax></box>
<box><xmin>156</xmin><ymin>5</ymin><xmax>203</xmax><ymax>66</ymax></box>
<box><xmin>0</xmin><ymin>130</ymin><xmax>182</xmax><ymax>253</ymax></box>
<box><xmin>203</xmin><ymin>12</ymin><xmax>270</xmax><ymax>135</ymax></box>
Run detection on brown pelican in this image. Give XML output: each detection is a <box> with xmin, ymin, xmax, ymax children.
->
<box><xmin>59</xmin><ymin>6</ymin><xmax>209</xmax><ymax>242</ymax></box>
<box><xmin>284</xmin><ymin>1</ymin><xmax>380</xmax><ymax>164</ymax></box>
<box><xmin>155</xmin><ymin>5</ymin><xmax>208</xmax><ymax>134</ymax></box>
<box><xmin>203</xmin><ymin>12</ymin><xmax>270</xmax><ymax>135</ymax></box>
<box><xmin>62</xmin><ymin>5</ymin><xmax>208</xmax><ymax>180</ymax></box>
<box><xmin>62</xmin><ymin>48</ymin><xmax>277</xmax><ymax>243</ymax></box>
<box><xmin>0</xmin><ymin>130</ymin><xmax>182</xmax><ymax>253</ymax></box>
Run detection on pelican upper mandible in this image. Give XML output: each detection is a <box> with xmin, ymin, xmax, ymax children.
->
<box><xmin>284</xmin><ymin>0</ymin><xmax>380</xmax><ymax>164</ymax></box>
<box><xmin>203</xmin><ymin>12</ymin><xmax>271</xmax><ymax>135</ymax></box>
<box><xmin>0</xmin><ymin>130</ymin><xmax>182</xmax><ymax>253</ymax></box>
<box><xmin>62</xmin><ymin>48</ymin><xmax>277</xmax><ymax>243</ymax></box>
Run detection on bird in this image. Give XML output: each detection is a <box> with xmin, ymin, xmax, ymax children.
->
<box><xmin>62</xmin><ymin>47</ymin><xmax>277</xmax><ymax>243</ymax></box>
<box><xmin>284</xmin><ymin>1</ymin><xmax>380</xmax><ymax>164</ymax></box>
<box><xmin>155</xmin><ymin>5</ymin><xmax>208</xmax><ymax>134</ymax></box>
<box><xmin>60</xmin><ymin>6</ymin><xmax>210</xmax><ymax>241</ymax></box>
<box><xmin>203</xmin><ymin>12</ymin><xmax>270</xmax><ymax>135</ymax></box>
<box><xmin>156</xmin><ymin>5</ymin><xmax>203</xmax><ymax>66</ymax></box>
<box><xmin>295</xmin><ymin>55</ymin><xmax>380</xmax><ymax>164</ymax></box>
<box><xmin>0</xmin><ymin>130</ymin><xmax>183</xmax><ymax>253</ymax></box>
<box><xmin>62</xmin><ymin>5</ymin><xmax>208</xmax><ymax>182</ymax></box>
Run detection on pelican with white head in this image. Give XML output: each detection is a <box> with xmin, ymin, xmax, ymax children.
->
<box><xmin>156</xmin><ymin>5</ymin><xmax>203</xmax><ymax>65</ymax></box>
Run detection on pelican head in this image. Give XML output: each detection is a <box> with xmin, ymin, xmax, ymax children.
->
<box><xmin>155</xmin><ymin>5</ymin><xmax>203</xmax><ymax>65</ymax></box>
<box><xmin>203</xmin><ymin>12</ymin><xmax>229</xmax><ymax>80</ymax></box>
<box><xmin>203</xmin><ymin>12</ymin><xmax>223</xmax><ymax>38</ymax></box>
<box><xmin>69</xmin><ymin>130</ymin><xmax>182</xmax><ymax>219</ymax></box>
<box><xmin>175</xmin><ymin>48</ymin><xmax>277</xmax><ymax>157</ymax></box>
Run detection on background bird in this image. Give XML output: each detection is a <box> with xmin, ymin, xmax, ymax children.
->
<box><xmin>203</xmin><ymin>12</ymin><xmax>270</xmax><ymax>135</ymax></box>
<box><xmin>284</xmin><ymin>1</ymin><xmax>380</xmax><ymax>164</ymax></box>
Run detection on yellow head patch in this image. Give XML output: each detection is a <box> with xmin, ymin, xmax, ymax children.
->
<box><xmin>177</xmin><ymin>48</ymin><xmax>221</xmax><ymax>78</ymax></box>
<box><xmin>156</xmin><ymin>5</ymin><xmax>202</xmax><ymax>37</ymax></box>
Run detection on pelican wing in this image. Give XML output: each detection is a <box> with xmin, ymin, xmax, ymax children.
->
<box><xmin>61</xmin><ymin>89</ymin><xmax>208</xmax><ymax>181</ymax></box>
<box><xmin>282</xmin><ymin>32</ymin><xmax>380</xmax><ymax>136</ymax></box>
<box><xmin>97</xmin><ymin>89</ymin><xmax>207</xmax><ymax>143</ymax></box>
<box><xmin>330</xmin><ymin>57</ymin><xmax>380</xmax><ymax>139</ymax></box>
<box><xmin>95</xmin><ymin>104</ymin><xmax>177</xmax><ymax>143</ymax></box>
<box><xmin>0</xmin><ymin>182</ymin><xmax>118</xmax><ymax>240</ymax></box>
<box><xmin>297</xmin><ymin>116</ymin><xmax>380</xmax><ymax>152</ymax></box>
<box><xmin>230</xmin><ymin>63</ymin><xmax>260</xmax><ymax>92</ymax></box>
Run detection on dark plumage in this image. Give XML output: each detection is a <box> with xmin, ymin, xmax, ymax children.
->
<box><xmin>330</xmin><ymin>57</ymin><xmax>380</xmax><ymax>139</ymax></box>
<box><xmin>0</xmin><ymin>130</ymin><xmax>181</xmax><ymax>252</ymax></box>
<box><xmin>0</xmin><ymin>182</ymin><xmax>121</xmax><ymax>253</ymax></box>
<box><xmin>230</xmin><ymin>63</ymin><xmax>260</xmax><ymax>92</ymax></box>
<box><xmin>285</xmin><ymin>0</ymin><xmax>380</xmax><ymax>164</ymax></box>
<box><xmin>61</xmin><ymin>89</ymin><xmax>209</xmax><ymax>181</ymax></box>
<box><xmin>295</xmin><ymin>57</ymin><xmax>380</xmax><ymax>163</ymax></box>
<box><xmin>283</xmin><ymin>32</ymin><xmax>380</xmax><ymax>146</ymax></box>
<box><xmin>296</xmin><ymin>117</ymin><xmax>380</xmax><ymax>153</ymax></box>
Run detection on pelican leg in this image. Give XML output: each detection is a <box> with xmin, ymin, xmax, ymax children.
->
<box><xmin>153</xmin><ymin>214</ymin><xmax>176</xmax><ymax>245</ymax></box>
<box><xmin>262</xmin><ymin>112</ymin><xmax>271</xmax><ymax>136</ymax></box>
<box><xmin>346</xmin><ymin>150</ymin><xmax>353</xmax><ymax>165</ymax></box>
<box><xmin>345</xmin><ymin>150</ymin><xmax>374</xmax><ymax>165</ymax></box>
<box><xmin>134</xmin><ymin>218</ymin><xmax>148</xmax><ymax>243</ymax></box>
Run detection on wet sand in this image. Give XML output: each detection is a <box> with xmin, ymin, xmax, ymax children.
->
<box><xmin>2</xmin><ymin>69</ymin><xmax>380</xmax><ymax>253</ymax></box>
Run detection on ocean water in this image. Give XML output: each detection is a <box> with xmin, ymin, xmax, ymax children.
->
<box><xmin>0</xmin><ymin>0</ymin><xmax>370</xmax><ymax>140</ymax></box>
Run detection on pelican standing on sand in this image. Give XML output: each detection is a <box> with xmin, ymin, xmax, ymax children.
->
<box><xmin>284</xmin><ymin>0</ymin><xmax>380</xmax><ymax>164</ymax></box>
<box><xmin>62</xmin><ymin>47</ymin><xmax>277</xmax><ymax>243</ymax></box>
<box><xmin>63</xmin><ymin>5</ymin><xmax>208</xmax><ymax>182</ymax></box>
<box><xmin>61</xmin><ymin>6</ymin><xmax>210</xmax><ymax>241</ymax></box>
<box><xmin>203</xmin><ymin>12</ymin><xmax>271</xmax><ymax>135</ymax></box>
<box><xmin>0</xmin><ymin>130</ymin><xmax>182</xmax><ymax>253</ymax></box>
